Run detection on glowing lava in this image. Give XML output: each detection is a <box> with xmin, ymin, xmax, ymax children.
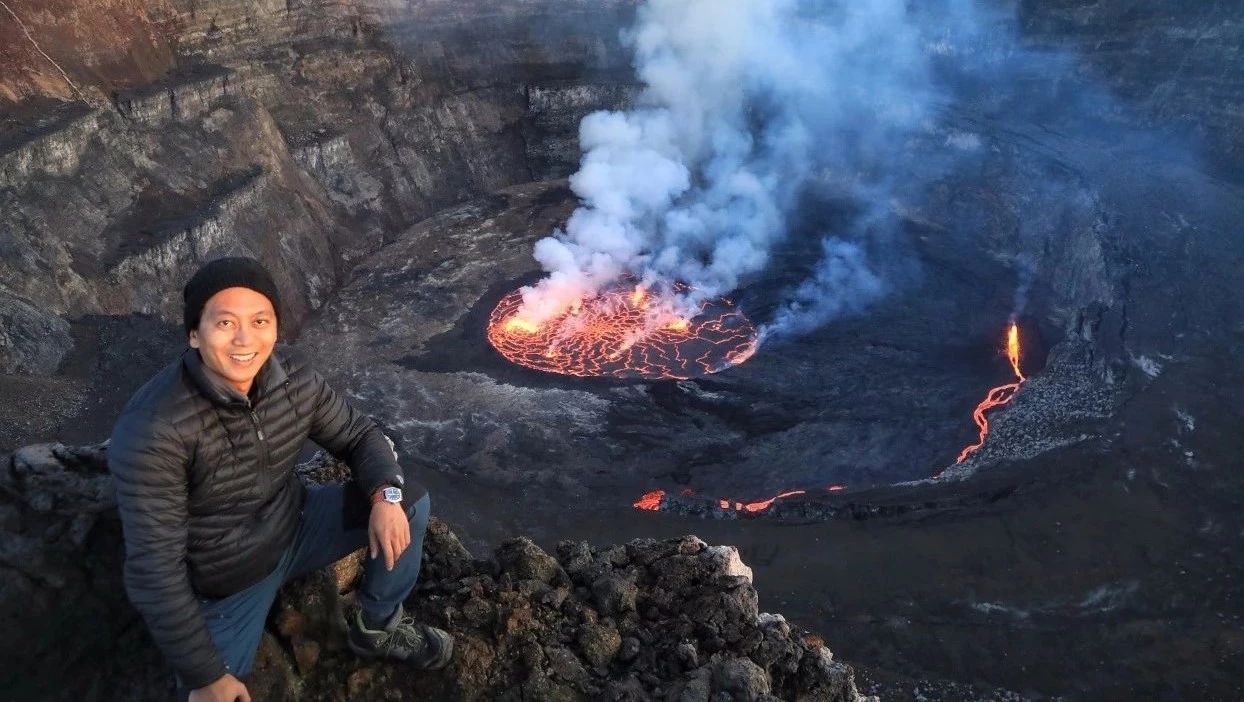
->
<box><xmin>633</xmin><ymin>485</ymin><xmax>849</xmax><ymax>514</ymax></box>
<box><xmin>487</xmin><ymin>282</ymin><xmax>758</xmax><ymax>380</ymax></box>
<box><xmin>955</xmin><ymin>322</ymin><xmax>1025</xmax><ymax>464</ymax></box>
<box><xmin>632</xmin><ymin>324</ymin><xmax>1028</xmax><ymax>516</ymax></box>
<box><xmin>633</xmin><ymin>490</ymin><xmax>665</xmax><ymax>511</ymax></box>
<box><xmin>719</xmin><ymin>490</ymin><xmax>806</xmax><ymax>513</ymax></box>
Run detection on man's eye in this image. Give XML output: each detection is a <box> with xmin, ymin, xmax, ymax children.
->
<box><xmin>218</xmin><ymin>320</ymin><xmax>233</xmax><ymax>328</ymax></box>
<box><xmin>255</xmin><ymin>319</ymin><xmax>269</xmax><ymax>327</ymax></box>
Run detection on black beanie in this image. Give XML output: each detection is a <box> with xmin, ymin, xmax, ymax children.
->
<box><xmin>183</xmin><ymin>257</ymin><xmax>282</xmax><ymax>334</ymax></box>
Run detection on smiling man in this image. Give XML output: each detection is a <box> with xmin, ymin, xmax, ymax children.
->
<box><xmin>108</xmin><ymin>257</ymin><xmax>452</xmax><ymax>702</ymax></box>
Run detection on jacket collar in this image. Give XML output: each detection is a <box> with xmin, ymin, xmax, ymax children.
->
<box><xmin>182</xmin><ymin>346</ymin><xmax>288</xmax><ymax>409</ymax></box>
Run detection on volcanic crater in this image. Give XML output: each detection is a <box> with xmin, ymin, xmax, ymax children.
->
<box><xmin>3</xmin><ymin>1</ymin><xmax>1244</xmax><ymax>699</ymax></box>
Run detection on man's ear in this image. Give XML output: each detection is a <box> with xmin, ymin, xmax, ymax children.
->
<box><xmin>188</xmin><ymin>329</ymin><xmax>200</xmax><ymax>349</ymax></box>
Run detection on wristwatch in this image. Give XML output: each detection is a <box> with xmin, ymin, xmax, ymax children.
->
<box><xmin>371</xmin><ymin>485</ymin><xmax>402</xmax><ymax>505</ymax></box>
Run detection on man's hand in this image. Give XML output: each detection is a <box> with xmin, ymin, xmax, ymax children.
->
<box><xmin>369</xmin><ymin>501</ymin><xmax>410</xmax><ymax>571</ymax></box>
<box><xmin>189</xmin><ymin>673</ymin><xmax>250</xmax><ymax>702</ymax></box>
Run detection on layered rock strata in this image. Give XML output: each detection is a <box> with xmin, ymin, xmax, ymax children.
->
<box><xmin>0</xmin><ymin>0</ymin><xmax>636</xmax><ymax>449</ymax></box>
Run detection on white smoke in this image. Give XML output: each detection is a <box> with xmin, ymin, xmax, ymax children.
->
<box><xmin>767</xmin><ymin>238</ymin><xmax>886</xmax><ymax>338</ymax></box>
<box><xmin>516</xmin><ymin>0</ymin><xmax>938</xmax><ymax>333</ymax></box>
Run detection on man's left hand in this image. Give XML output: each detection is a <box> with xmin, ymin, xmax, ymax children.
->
<box><xmin>368</xmin><ymin>502</ymin><xmax>410</xmax><ymax>571</ymax></box>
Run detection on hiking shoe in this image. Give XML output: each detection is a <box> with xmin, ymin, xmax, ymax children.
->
<box><xmin>347</xmin><ymin>605</ymin><xmax>454</xmax><ymax>670</ymax></box>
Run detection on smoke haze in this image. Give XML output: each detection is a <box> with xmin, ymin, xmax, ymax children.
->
<box><xmin>515</xmin><ymin>0</ymin><xmax>936</xmax><ymax>334</ymax></box>
<box><xmin>515</xmin><ymin>0</ymin><xmax>1169</xmax><ymax>343</ymax></box>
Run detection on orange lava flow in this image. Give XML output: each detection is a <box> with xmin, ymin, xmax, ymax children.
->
<box><xmin>632</xmin><ymin>325</ymin><xmax>1026</xmax><ymax>516</ymax></box>
<box><xmin>487</xmin><ymin>282</ymin><xmax>758</xmax><ymax>380</ymax></box>
<box><xmin>633</xmin><ymin>485</ymin><xmax>847</xmax><ymax>514</ymax></box>
<box><xmin>955</xmin><ymin>322</ymin><xmax>1025</xmax><ymax>464</ymax></box>
<box><xmin>719</xmin><ymin>490</ymin><xmax>807</xmax><ymax>513</ymax></box>
<box><xmin>633</xmin><ymin>490</ymin><xmax>665</xmax><ymax>511</ymax></box>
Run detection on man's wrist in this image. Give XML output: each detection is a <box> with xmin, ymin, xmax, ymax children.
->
<box><xmin>370</xmin><ymin>484</ymin><xmax>403</xmax><ymax>506</ymax></box>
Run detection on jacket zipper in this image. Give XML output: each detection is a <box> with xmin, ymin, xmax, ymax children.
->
<box><xmin>249</xmin><ymin>410</ymin><xmax>265</xmax><ymax>441</ymax></box>
<box><xmin>248</xmin><ymin>409</ymin><xmax>274</xmax><ymax>487</ymax></box>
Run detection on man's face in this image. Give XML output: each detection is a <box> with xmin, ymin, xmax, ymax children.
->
<box><xmin>189</xmin><ymin>287</ymin><xmax>278</xmax><ymax>396</ymax></box>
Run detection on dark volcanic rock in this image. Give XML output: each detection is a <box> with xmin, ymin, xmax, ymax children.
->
<box><xmin>496</xmin><ymin>536</ymin><xmax>565</xmax><ymax>584</ymax></box>
<box><xmin>0</xmin><ymin>443</ymin><xmax>869</xmax><ymax>701</ymax></box>
<box><xmin>0</xmin><ymin>442</ymin><xmax>169</xmax><ymax>700</ymax></box>
<box><xmin>0</xmin><ymin>291</ymin><xmax>73</xmax><ymax>375</ymax></box>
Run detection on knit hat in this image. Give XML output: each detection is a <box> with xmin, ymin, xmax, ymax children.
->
<box><xmin>183</xmin><ymin>257</ymin><xmax>282</xmax><ymax>334</ymax></box>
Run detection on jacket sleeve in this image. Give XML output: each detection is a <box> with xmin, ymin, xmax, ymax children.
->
<box><xmin>305</xmin><ymin>366</ymin><xmax>403</xmax><ymax>496</ymax></box>
<box><xmin>108</xmin><ymin>412</ymin><xmax>227</xmax><ymax>690</ymax></box>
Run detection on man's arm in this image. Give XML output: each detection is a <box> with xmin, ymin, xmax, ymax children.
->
<box><xmin>108</xmin><ymin>412</ymin><xmax>227</xmax><ymax>689</ymax></box>
<box><xmin>303</xmin><ymin>365</ymin><xmax>403</xmax><ymax>496</ymax></box>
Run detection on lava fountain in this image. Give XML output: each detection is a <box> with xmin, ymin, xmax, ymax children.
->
<box><xmin>487</xmin><ymin>281</ymin><xmax>759</xmax><ymax>380</ymax></box>
<box><xmin>955</xmin><ymin>321</ymin><xmax>1025</xmax><ymax>463</ymax></box>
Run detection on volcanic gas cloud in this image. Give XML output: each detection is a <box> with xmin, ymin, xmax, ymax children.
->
<box><xmin>487</xmin><ymin>281</ymin><xmax>757</xmax><ymax>379</ymax></box>
<box><xmin>487</xmin><ymin>0</ymin><xmax>928</xmax><ymax>384</ymax></box>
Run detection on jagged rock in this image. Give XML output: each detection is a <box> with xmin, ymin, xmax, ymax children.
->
<box><xmin>0</xmin><ymin>442</ymin><xmax>869</xmax><ymax>701</ymax></box>
<box><xmin>0</xmin><ymin>292</ymin><xmax>73</xmax><ymax>375</ymax></box>
<box><xmin>576</xmin><ymin>620</ymin><xmax>622</xmax><ymax>668</ymax></box>
<box><xmin>618</xmin><ymin>635</ymin><xmax>641</xmax><ymax>662</ymax></box>
<box><xmin>495</xmin><ymin>536</ymin><xmax>564</xmax><ymax>584</ymax></box>
<box><xmin>0</xmin><ymin>442</ymin><xmax>168</xmax><ymax>699</ymax></box>
<box><xmin>592</xmin><ymin>573</ymin><xmax>639</xmax><ymax>616</ymax></box>
<box><xmin>675</xmin><ymin>641</ymin><xmax>699</xmax><ymax>670</ymax></box>
<box><xmin>713</xmin><ymin>656</ymin><xmax>772</xmax><ymax>699</ymax></box>
<box><xmin>2</xmin><ymin>442</ymin><xmax>113</xmax><ymax>514</ymax></box>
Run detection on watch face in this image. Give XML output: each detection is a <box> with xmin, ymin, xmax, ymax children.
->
<box><xmin>382</xmin><ymin>486</ymin><xmax>403</xmax><ymax>503</ymax></box>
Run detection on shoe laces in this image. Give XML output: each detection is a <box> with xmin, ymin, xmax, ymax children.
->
<box><xmin>383</xmin><ymin>613</ymin><xmax>427</xmax><ymax>653</ymax></box>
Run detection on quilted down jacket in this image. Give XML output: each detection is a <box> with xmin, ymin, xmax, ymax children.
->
<box><xmin>107</xmin><ymin>344</ymin><xmax>420</xmax><ymax>688</ymax></box>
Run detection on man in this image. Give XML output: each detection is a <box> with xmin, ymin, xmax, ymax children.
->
<box><xmin>108</xmin><ymin>257</ymin><xmax>452</xmax><ymax>702</ymax></box>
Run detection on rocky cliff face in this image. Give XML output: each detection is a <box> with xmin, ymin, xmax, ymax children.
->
<box><xmin>0</xmin><ymin>0</ymin><xmax>177</xmax><ymax>104</ymax></box>
<box><xmin>0</xmin><ymin>0</ymin><xmax>637</xmax><ymax>450</ymax></box>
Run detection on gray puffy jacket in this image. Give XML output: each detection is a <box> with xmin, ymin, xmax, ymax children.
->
<box><xmin>107</xmin><ymin>344</ymin><xmax>418</xmax><ymax>688</ymax></box>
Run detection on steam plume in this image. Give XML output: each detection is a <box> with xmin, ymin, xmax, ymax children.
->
<box><xmin>516</xmin><ymin>0</ymin><xmax>936</xmax><ymax>332</ymax></box>
<box><xmin>767</xmin><ymin>238</ymin><xmax>886</xmax><ymax>338</ymax></box>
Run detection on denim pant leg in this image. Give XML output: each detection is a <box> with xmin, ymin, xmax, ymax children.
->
<box><xmin>177</xmin><ymin>549</ymin><xmax>294</xmax><ymax>697</ymax></box>
<box><xmin>286</xmin><ymin>483</ymin><xmax>431</xmax><ymax>624</ymax></box>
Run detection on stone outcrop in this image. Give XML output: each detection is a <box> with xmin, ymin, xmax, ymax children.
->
<box><xmin>0</xmin><ymin>291</ymin><xmax>73</xmax><ymax>374</ymax></box>
<box><xmin>0</xmin><ymin>442</ymin><xmax>868</xmax><ymax>701</ymax></box>
<box><xmin>0</xmin><ymin>441</ymin><xmax>171</xmax><ymax>700</ymax></box>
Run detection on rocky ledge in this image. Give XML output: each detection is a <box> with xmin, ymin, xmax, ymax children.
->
<box><xmin>0</xmin><ymin>443</ymin><xmax>867</xmax><ymax>701</ymax></box>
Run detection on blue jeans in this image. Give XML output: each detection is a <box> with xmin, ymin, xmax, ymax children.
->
<box><xmin>184</xmin><ymin>485</ymin><xmax>430</xmax><ymax>689</ymax></box>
